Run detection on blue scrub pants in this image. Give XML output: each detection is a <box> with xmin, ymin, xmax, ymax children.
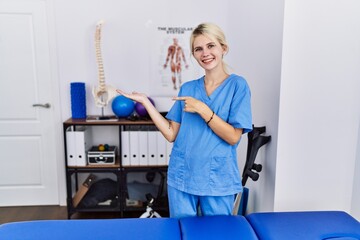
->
<box><xmin>168</xmin><ymin>185</ymin><xmax>234</xmax><ymax>219</ymax></box>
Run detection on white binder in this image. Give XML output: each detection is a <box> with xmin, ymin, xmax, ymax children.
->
<box><xmin>66</xmin><ymin>126</ymin><xmax>76</xmax><ymax>166</ymax></box>
<box><xmin>66</xmin><ymin>126</ymin><xmax>91</xmax><ymax>166</ymax></box>
<box><xmin>129</xmin><ymin>131</ymin><xmax>140</xmax><ymax>166</ymax></box>
<box><xmin>138</xmin><ymin>131</ymin><xmax>148</xmax><ymax>166</ymax></box>
<box><xmin>147</xmin><ymin>131</ymin><xmax>158</xmax><ymax>166</ymax></box>
<box><xmin>74</xmin><ymin>126</ymin><xmax>91</xmax><ymax>166</ymax></box>
<box><xmin>156</xmin><ymin>131</ymin><xmax>166</xmax><ymax>165</ymax></box>
<box><xmin>121</xmin><ymin>131</ymin><xmax>131</xmax><ymax>166</ymax></box>
<box><xmin>166</xmin><ymin>141</ymin><xmax>173</xmax><ymax>165</ymax></box>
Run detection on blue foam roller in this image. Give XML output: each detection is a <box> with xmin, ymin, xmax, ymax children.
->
<box><xmin>70</xmin><ymin>82</ymin><xmax>86</xmax><ymax>119</ymax></box>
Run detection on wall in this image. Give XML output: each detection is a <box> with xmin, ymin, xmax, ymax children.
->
<box><xmin>275</xmin><ymin>0</ymin><xmax>360</xmax><ymax>216</ymax></box>
<box><xmin>53</xmin><ymin>0</ymin><xmax>230</xmax><ymax>119</ymax></box>
<box><xmin>352</xmin><ymin>121</ymin><xmax>360</xmax><ymax>219</ymax></box>
<box><xmin>227</xmin><ymin>0</ymin><xmax>285</xmax><ymax>213</ymax></box>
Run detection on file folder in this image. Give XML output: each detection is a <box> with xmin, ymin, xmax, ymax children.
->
<box><xmin>121</xmin><ymin>130</ymin><xmax>130</xmax><ymax>166</ymax></box>
<box><xmin>147</xmin><ymin>131</ymin><xmax>158</xmax><ymax>166</ymax></box>
<box><xmin>156</xmin><ymin>131</ymin><xmax>166</xmax><ymax>165</ymax></box>
<box><xmin>129</xmin><ymin>131</ymin><xmax>140</xmax><ymax>166</ymax></box>
<box><xmin>66</xmin><ymin>126</ymin><xmax>76</xmax><ymax>166</ymax></box>
<box><xmin>75</xmin><ymin>126</ymin><xmax>91</xmax><ymax>166</ymax></box>
<box><xmin>166</xmin><ymin>141</ymin><xmax>173</xmax><ymax>165</ymax></box>
<box><xmin>138</xmin><ymin>131</ymin><xmax>148</xmax><ymax>166</ymax></box>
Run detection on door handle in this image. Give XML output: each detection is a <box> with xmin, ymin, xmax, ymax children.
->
<box><xmin>32</xmin><ymin>103</ymin><xmax>51</xmax><ymax>108</ymax></box>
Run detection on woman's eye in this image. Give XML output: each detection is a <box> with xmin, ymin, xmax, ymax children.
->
<box><xmin>194</xmin><ymin>48</ymin><xmax>201</xmax><ymax>52</ymax></box>
<box><xmin>208</xmin><ymin>44</ymin><xmax>215</xmax><ymax>49</ymax></box>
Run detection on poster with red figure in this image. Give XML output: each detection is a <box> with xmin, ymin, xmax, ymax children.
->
<box><xmin>149</xmin><ymin>26</ymin><xmax>202</xmax><ymax>96</ymax></box>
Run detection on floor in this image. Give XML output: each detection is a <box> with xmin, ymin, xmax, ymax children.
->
<box><xmin>0</xmin><ymin>206</ymin><xmax>167</xmax><ymax>224</ymax></box>
<box><xmin>0</xmin><ymin>206</ymin><xmax>67</xmax><ymax>224</ymax></box>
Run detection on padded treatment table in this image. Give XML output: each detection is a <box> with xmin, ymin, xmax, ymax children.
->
<box><xmin>0</xmin><ymin>218</ymin><xmax>181</xmax><ymax>240</ymax></box>
<box><xmin>179</xmin><ymin>215</ymin><xmax>258</xmax><ymax>240</ymax></box>
<box><xmin>246</xmin><ymin>211</ymin><xmax>360</xmax><ymax>240</ymax></box>
<box><xmin>1</xmin><ymin>211</ymin><xmax>359</xmax><ymax>240</ymax></box>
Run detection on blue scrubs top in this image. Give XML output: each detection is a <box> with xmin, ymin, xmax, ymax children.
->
<box><xmin>166</xmin><ymin>74</ymin><xmax>252</xmax><ymax>196</ymax></box>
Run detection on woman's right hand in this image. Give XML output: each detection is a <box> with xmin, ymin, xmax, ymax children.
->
<box><xmin>116</xmin><ymin>89</ymin><xmax>149</xmax><ymax>104</ymax></box>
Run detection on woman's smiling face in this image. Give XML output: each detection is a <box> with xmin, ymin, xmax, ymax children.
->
<box><xmin>192</xmin><ymin>34</ymin><xmax>226</xmax><ymax>72</ymax></box>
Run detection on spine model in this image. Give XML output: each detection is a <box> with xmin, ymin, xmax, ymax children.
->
<box><xmin>95</xmin><ymin>20</ymin><xmax>106</xmax><ymax>93</ymax></box>
<box><xmin>92</xmin><ymin>20</ymin><xmax>117</xmax><ymax>108</ymax></box>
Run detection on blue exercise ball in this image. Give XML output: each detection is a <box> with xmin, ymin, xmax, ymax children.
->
<box><xmin>111</xmin><ymin>95</ymin><xmax>135</xmax><ymax>118</ymax></box>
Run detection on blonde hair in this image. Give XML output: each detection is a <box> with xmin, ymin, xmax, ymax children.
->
<box><xmin>190</xmin><ymin>23</ymin><xmax>229</xmax><ymax>72</ymax></box>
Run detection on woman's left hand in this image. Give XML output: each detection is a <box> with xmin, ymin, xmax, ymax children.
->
<box><xmin>172</xmin><ymin>96</ymin><xmax>206</xmax><ymax>113</ymax></box>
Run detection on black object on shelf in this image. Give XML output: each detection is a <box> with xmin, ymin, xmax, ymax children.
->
<box><xmin>78</xmin><ymin>178</ymin><xmax>118</xmax><ymax>208</ymax></box>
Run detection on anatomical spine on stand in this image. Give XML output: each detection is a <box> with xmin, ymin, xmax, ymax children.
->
<box><xmin>92</xmin><ymin>20</ymin><xmax>118</xmax><ymax>118</ymax></box>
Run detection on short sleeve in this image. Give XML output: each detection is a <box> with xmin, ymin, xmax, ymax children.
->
<box><xmin>229</xmin><ymin>80</ymin><xmax>252</xmax><ymax>133</ymax></box>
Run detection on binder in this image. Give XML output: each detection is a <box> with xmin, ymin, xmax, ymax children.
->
<box><xmin>138</xmin><ymin>131</ymin><xmax>148</xmax><ymax>166</ymax></box>
<box><xmin>156</xmin><ymin>131</ymin><xmax>166</xmax><ymax>165</ymax></box>
<box><xmin>166</xmin><ymin>141</ymin><xmax>173</xmax><ymax>165</ymax></box>
<box><xmin>66</xmin><ymin>126</ymin><xmax>91</xmax><ymax>166</ymax></box>
<box><xmin>147</xmin><ymin>131</ymin><xmax>158</xmax><ymax>166</ymax></box>
<box><xmin>121</xmin><ymin>131</ymin><xmax>130</xmax><ymax>166</ymax></box>
<box><xmin>66</xmin><ymin>126</ymin><xmax>76</xmax><ymax>166</ymax></box>
<box><xmin>74</xmin><ymin>126</ymin><xmax>91</xmax><ymax>166</ymax></box>
<box><xmin>129</xmin><ymin>131</ymin><xmax>140</xmax><ymax>166</ymax></box>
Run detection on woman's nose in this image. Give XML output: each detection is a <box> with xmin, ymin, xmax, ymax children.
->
<box><xmin>202</xmin><ymin>48</ymin><xmax>210</xmax><ymax>56</ymax></box>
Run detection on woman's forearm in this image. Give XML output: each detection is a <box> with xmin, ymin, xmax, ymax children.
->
<box><xmin>174</xmin><ymin>96</ymin><xmax>242</xmax><ymax>145</ymax></box>
<box><xmin>141</xmin><ymin>99</ymin><xmax>178</xmax><ymax>142</ymax></box>
<box><xmin>198</xmin><ymin>107</ymin><xmax>242</xmax><ymax>145</ymax></box>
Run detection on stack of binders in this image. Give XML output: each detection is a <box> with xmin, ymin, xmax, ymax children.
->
<box><xmin>121</xmin><ymin>126</ymin><xmax>172</xmax><ymax>167</ymax></box>
<box><xmin>66</xmin><ymin>126</ymin><xmax>92</xmax><ymax>166</ymax></box>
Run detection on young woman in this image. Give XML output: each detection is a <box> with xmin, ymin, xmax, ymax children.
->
<box><xmin>117</xmin><ymin>23</ymin><xmax>252</xmax><ymax>218</ymax></box>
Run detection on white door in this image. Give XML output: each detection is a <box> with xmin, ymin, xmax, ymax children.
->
<box><xmin>0</xmin><ymin>1</ymin><xmax>60</xmax><ymax>205</ymax></box>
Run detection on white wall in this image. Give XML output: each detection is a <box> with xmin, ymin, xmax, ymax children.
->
<box><xmin>352</xmin><ymin>121</ymin><xmax>360</xmax><ymax>219</ymax></box>
<box><xmin>53</xmin><ymin>0</ymin><xmax>230</xmax><ymax>119</ymax></box>
<box><xmin>275</xmin><ymin>0</ymin><xmax>360</xmax><ymax>217</ymax></box>
<box><xmin>227</xmin><ymin>0</ymin><xmax>285</xmax><ymax>213</ymax></box>
<box><xmin>350</xmin><ymin>122</ymin><xmax>360</xmax><ymax>220</ymax></box>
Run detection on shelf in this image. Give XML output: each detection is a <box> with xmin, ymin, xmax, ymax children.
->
<box><xmin>122</xmin><ymin>206</ymin><xmax>168</xmax><ymax>212</ymax></box>
<box><xmin>64</xmin><ymin>117</ymin><xmax>154</xmax><ymax>126</ymax></box>
<box><xmin>122</xmin><ymin>166</ymin><xmax>168</xmax><ymax>171</ymax></box>
<box><xmin>67</xmin><ymin>165</ymin><xmax>168</xmax><ymax>170</ymax></box>
<box><xmin>74</xmin><ymin>206</ymin><xmax>121</xmax><ymax>211</ymax></box>
<box><xmin>67</xmin><ymin>159</ymin><xmax>121</xmax><ymax>169</ymax></box>
<box><xmin>63</xmin><ymin>118</ymin><xmax>169</xmax><ymax>219</ymax></box>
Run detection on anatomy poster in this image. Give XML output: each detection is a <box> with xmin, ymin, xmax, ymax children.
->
<box><xmin>149</xmin><ymin>26</ymin><xmax>203</xmax><ymax>96</ymax></box>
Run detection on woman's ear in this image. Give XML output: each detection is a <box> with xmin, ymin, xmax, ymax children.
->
<box><xmin>222</xmin><ymin>45</ymin><xmax>228</xmax><ymax>55</ymax></box>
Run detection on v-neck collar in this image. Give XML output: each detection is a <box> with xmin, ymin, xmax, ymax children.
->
<box><xmin>199</xmin><ymin>74</ymin><xmax>233</xmax><ymax>101</ymax></box>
